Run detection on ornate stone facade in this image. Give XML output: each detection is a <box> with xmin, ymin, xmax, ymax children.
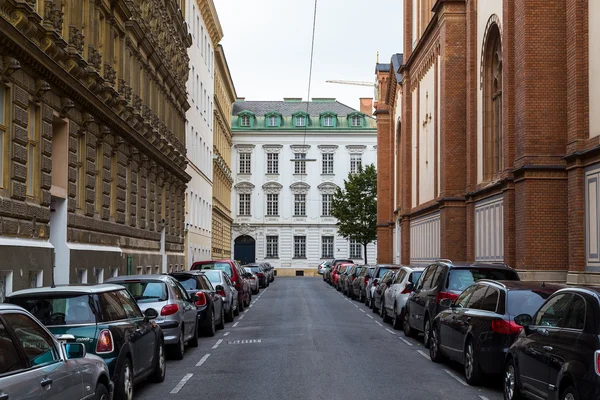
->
<box><xmin>0</xmin><ymin>0</ymin><xmax>191</xmax><ymax>298</ymax></box>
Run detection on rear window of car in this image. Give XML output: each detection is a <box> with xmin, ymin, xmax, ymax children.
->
<box><xmin>194</xmin><ymin>262</ymin><xmax>233</xmax><ymax>277</ymax></box>
<box><xmin>203</xmin><ymin>270</ymin><xmax>223</xmax><ymax>285</ymax></box>
<box><xmin>377</xmin><ymin>268</ymin><xmax>397</xmax><ymax>278</ymax></box>
<box><xmin>120</xmin><ymin>281</ymin><xmax>168</xmax><ymax>303</ymax></box>
<box><xmin>176</xmin><ymin>277</ymin><xmax>199</xmax><ymax>291</ymax></box>
<box><xmin>10</xmin><ymin>294</ymin><xmax>96</xmax><ymax>326</ymax></box>
<box><xmin>447</xmin><ymin>268</ymin><xmax>519</xmax><ymax>292</ymax></box>
<box><xmin>506</xmin><ymin>289</ymin><xmax>554</xmax><ymax>317</ymax></box>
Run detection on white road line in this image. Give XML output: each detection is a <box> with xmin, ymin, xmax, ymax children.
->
<box><xmin>239</xmin><ymin>315</ymin><xmax>244</xmax><ymax>320</ymax></box>
<box><xmin>170</xmin><ymin>373</ymin><xmax>193</xmax><ymax>394</ymax></box>
<box><xmin>479</xmin><ymin>396</ymin><xmax>490</xmax><ymax>400</ymax></box>
<box><xmin>211</xmin><ymin>339</ymin><xmax>223</xmax><ymax>349</ymax></box>
<box><xmin>359</xmin><ymin>309</ymin><xmax>365</xmax><ymax>313</ymax></box>
<box><xmin>444</xmin><ymin>369</ymin><xmax>468</xmax><ymax>386</ymax></box>
<box><xmin>375</xmin><ymin>321</ymin><xmax>383</xmax><ymax>327</ymax></box>
<box><xmin>398</xmin><ymin>337</ymin><xmax>413</xmax><ymax>346</ymax></box>
<box><xmin>367</xmin><ymin>314</ymin><xmax>374</xmax><ymax>319</ymax></box>
<box><xmin>223</xmin><ymin>331</ymin><xmax>230</xmax><ymax>336</ymax></box>
<box><xmin>232</xmin><ymin>322</ymin><xmax>239</xmax><ymax>328</ymax></box>
<box><xmin>385</xmin><ymin>328</ymin><xmax>395</xmax><ymax>335</ymax></box>
<box><xmin>244</xmin><ymin>309</ymin><xmax>249</xmax><ymax>313</ymax></box>
<box><xmin>249</xmin><ymin>305</ymin><xmax>253</xmax><ymax>308</ymax></box>
<box><xmin>195</xmin><ymin>353</ymin><xmax>211</xmax><ymax>367</ymax></box>
<box><xmin>417</xmin><ymin>350</ymin><xmax>430</xmax><ymax>360</ymax></box>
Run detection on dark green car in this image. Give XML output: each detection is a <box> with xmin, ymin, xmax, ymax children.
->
<box><xmin>7</xmin><ymin>284</ymin><xmax>165</xmax><ymax>400</ymax></box>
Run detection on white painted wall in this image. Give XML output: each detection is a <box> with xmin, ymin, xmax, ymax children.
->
<box><xmin>477</xmin><ymin>1</ymin><xmax>503</xmax><ymax>183</ymax></box>
<box><xmin>590</xmin><ymin>1</ymin><xmax>600</xmax><ymax>138</ymax></box>
<box><xmin>419</xmin><ymin>65</ymin><xmax>435</xmax><ymax>204</ymax></box>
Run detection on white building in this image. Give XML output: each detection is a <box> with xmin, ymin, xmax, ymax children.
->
<box><xmin>184</xmin><ymin>0</ymin><xmax>221</xmax><ymax>267</ymax></box>
<box><xmin>230</xmin><ymin>98</ymin><xmax>378</xmax><ymax>273</ymax></box>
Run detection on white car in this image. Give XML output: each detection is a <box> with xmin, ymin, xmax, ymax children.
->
<box><xmin>381</xmin><ymin>266</ymin><xmax>425</xmax><ymax>330</ymax></box>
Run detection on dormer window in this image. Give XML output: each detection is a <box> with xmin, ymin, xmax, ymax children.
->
<box><xmin>241</xmin><ymin>115</ymin><xmax>250</xmax><ymax>126</ymax></box>
<box><xmin>296</xmin><ymin>116</ymin><xmax>306</xmax><ymax>127</ymax></box>
<box><xmin>292</xmin><ymin>111</ymin><xmax>309</xmax><ymax>128</ymax></box>
<box><xmin>351</xmin><ymin>116</ymin><xmax>361</xmax><ymax>126</ymax></box>
<box><xmin>264</xmin><ymin>112</ymin><xmax>282</xmax><ymax>128</ymax></box>
<box><xmin>320</xmin><ymin>112</ymin><xmax>337</xmax><ymax>127</ymax></box>
<box><xmin>347</xmin><ymin>112</ymin><xmax>364</xmax><ymax>128</ymax></box>
<box><xmin>237</xmin><ymin>111</ymin><xmax>255</xmax><ymax>128</ymax></box>
<box><xmin>323</xmin><ymin>116</ymin><xmax>333</xmax><ymax>127</ymax></box>
<box><xmin>268</xmin><ymin>116</ymin><xmax>277</xmax><ymax>127</ymax></box>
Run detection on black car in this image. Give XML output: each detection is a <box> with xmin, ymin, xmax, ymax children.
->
<box><xmin>170</xmin><ymin>271</ymin><xmax>226</xmax><ymax>336</ymax></box>
<box><xmin>371</xmin><ymin>269</ymin><xmax>398</xmax><ymax>314</ymax></box>
<box><xmin>343</xmin><ymin>265</ymin><xmax>362</xmax><ymax>298</ymax></box>
<box><xmin>244</xmin><ymin>264</ymin><xmax>269</xmax><ymax>288</ymax></box>
<box><xmin>504</xmin><ymin>286</ymin><xmax>600</xmax><ymax>400</ymax></box>
<box><xmin>429</xmin><ymin>280</ymin><xmax>565</xmax><ymax>385</ymax></box>
<box><xmin>404</xmin><ymin>260</ymin><xmax>520</xmax><ymax>348</ymax></box>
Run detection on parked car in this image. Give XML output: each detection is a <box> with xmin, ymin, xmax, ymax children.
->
<box><xmin>170</xmin><ymin>271</ymin><xmax>226</xmax><ymax>335</ymax></box>
<box><xmin>504</xmin><ymin>286</ymin><xmax>600</xmax><ymax>400</ymax></box>
<box><xmin>244</xmin><ymin>264</ymin><xmax>268</xmax><ymax>289</ymax></box>
<box><xmin>262</xmin><ymin>262</ymin><xmax>275</xmax><ymax>283</ymax></box>
<box><xmin>428</xmin><ymin>280</ymin><xmax>565</xmax><ymax>385</ymax></box>
<box><xmin>381</xmin><ymin>266</ymin><xmax>425</xmax><ymax>329</ymax></box>
<box><xmin>202</xmin><ymin>269</ymin><xmax>238</xmax><ymax>321</ymax></box>
<box><xmin>244</xmin><ymin>267</ymin><xmax>261</xmax><ymax>294</ymax></box>
<box><xmin>106</xmin><ymin>274</ymin><xmax>199</xmax><ymax>359</ymax></box>
<box><xmin>331</xmin><ymin>264</ymin><xmax>347</xmax><ymax>289</ymax></box>
<box><xmin>366</xmin><ymin>265</ymin><xmax>400</xmax><ymax>310</ymax></box>
<box><xmin>318</xmin><ymin>260</ymin><xmax>331</xmax><ymax>276</ymax></box>
<box><xmin>0</xmin><ymin>303</ymin><xmax>115</xmax><ymax>400</ymax></box>
<box><xmin>403</xmin><ymin>260</ymin><xmax>520</xmax><ymax>349</ymax></box>
<box><xmin>356</xmin><ymin>266</ymin><xmax>376</xmax><ymax>303</ymax></box>
<box><xmin>336</xmin><ymin>264</ymin><xmax>354</xmax><ymax>292</ymax></box>
<box><xmin>192</xmin><ymin>259</ymin><xmax>251</xmax><ymax>311</ymax></box>
<box><xmin>344</xmin><ymin>265</ymin><xmax>363</xmax><ymax>299</ymax></box>
<box><xmin>372</xmin><ymin>269</ymin><xmax>398</xmax><ymax>314</ymax></box>
<box><xmin>327</xmin><ymin>259</ymin><xmax>354</xmax><ymax>284</ymax></box>
<box><xmin>7</xmin><ymin>284</ymin><xmax>165</xmax><ymax>400</ymax></box>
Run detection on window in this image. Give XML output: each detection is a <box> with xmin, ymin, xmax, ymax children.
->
<box><xmin>294</xmin><ymin>194</ymin><xmax>306</xmax><ymax>216</ymax></box>
<box><xmin>238</xmin><ymin>193</ymin><xmax>251</xmax><ymax>216</ymax></box>
<box><xmin>394</xmin><ymin>269</ymin><xmax>407</xmax><ymax>285</ymax></box>
<box><xmin>95</xmin><ymin>143</ymin><xmax>103</xmax><ymax>214</ymax></box>
<box><xmin>100</xmin><ymin>291</ymin><xmax>128</xmax><ymax>321</ymax></box>
<box><xmin>115</xmin><ymin>289</ymin><xmax>143</xmax><ymax>318</ymax></box>
<box><xmin>322</xmin><ymin>194</ymin><xmax>332</xmax><ymax>216</ymax></box>
<box><xmin>294</xmin><ymin>153</ymin><xmax>306</xmax><ymax>174</ymax></box>
<box><xmin>465</xmin><ymin>285</ymin><xmax>488</xmax><ymax>309</ymax></box>
<box><xmin>266</xmin><ymin>194</ymin><xmax>278</xmax><ymax>216</ymax></box>
<box><xmin>417</xmin><ymin>265</ymin><xmax>438</xmax><ymax>290</ymax></box>
<box><xmin>3</xmin><ymin>313</ymin><xmax>58</xmax><ymax>367</ymax></box>
<box><xmin>350</xmin><ymin>154</ymin><xmax>362</xmax><ymax>174</ymax></box>
<box><xmin>240</xmin><ymin>115</ymin><xmax>250</xmax><ymax>127</ymax></box>
<box><xmin>323</xmin><ymin>116</ymin><xmax>334</xmax><ymax>127</ymax></box>
<box><xmin>351</xmin><ymin>115</ymin><xmax>362</xmax><ymax>127</ymax></box>
<box><xmin>0</xmin><ymin>319</ymin><xmax>26</xmax><ymax>373</ymax></box>
<box><xmin>296</xmin><ymin>116</ymin><xmax>306</xmax><ymax>127</ymax></box>
<box><xmin>322</xmin><ymin>153</ymin><xmax>334</xmax><ymax>174</ymax></box>
<box><xmin>480</xmin><ymin>287</ymin><xmax>499</xmax><ymax>312</ymax></box>
<box><xmin>266</xmin><ymin>236</ymin><xmax>278</xmax><ymax>258</ymax></box>
<box><xmin>483</xmin><ymin>24</ymin><xmax>503</xmax><ymax>181</ymax></box>
<box><xmin>349</xmin><ymin>239</ymin><xmax>362</xmax><ymax>258</ymax></box>
<box><xmin>0</xmin><ymin>86</ymin><xmax>6</xmax><ymax>188</ymax></box>
<box><xmin>268</xmin><ymin>116</ymin><xmax>277</xmax><ymax>127</ymax></box>
<box><xmin>454</xmin><ymin>285</ymin><xmax>478</xmax><ymax>308</ymax></box>
<box><xmin>564</xmin><ymin>294</ymin><xmax>586</xmax><ymax>330</ymax></box>
<box><xmin>322</xmin><ymin>236</ymin><xmax>334</xmax><ymax>258</ymax></box>
<box><xmin>534</xmin><ymin>293</ymin><xmax>572</xmax><ymax>328</ymax></box>
<box><xmin>294</xmin><ymin>236</ymin><xmax>306</xmax><ymax>258</ymax></box>
<box><xmin>239</xmin><ymin>153</ymin><xmax>251</xmax><ymax>174</ymax></box>
<box><xmin>27</xmin><ymin>103</ymin><xmax>39</xmax><ymax>197</ymax></box>
<box><xmin>267</xmin><ymin>153</ymin><xmax>279</xmax><ymax>174</ymax></box>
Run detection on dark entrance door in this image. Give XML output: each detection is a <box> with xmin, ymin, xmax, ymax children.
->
<box><xmin>234</xmin><ymin>235</ymin><xmax>256</xmax><ymax>265</ymax></box>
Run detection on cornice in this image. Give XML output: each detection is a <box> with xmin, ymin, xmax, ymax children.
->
<box><xmin>198</xmin><ymin>0</ymin><xmax>224</xmax><ymax>45</ymax></box>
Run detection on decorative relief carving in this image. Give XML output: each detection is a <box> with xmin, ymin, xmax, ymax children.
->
<box><xmin>317</xmin><ymin>182</ymin><xmax>339</xmax><ymax>195</ymax></box>
<box><xmin>290</xmin><ymin>182</ymin><xmax>310</xmax><ymax>195</ymax></box>
<box><xmin>103</xmin><ymin>63</ymin><xmax>116</xmax><ymax>85</ymax></box>
<box><xmin>290</xmin><ymin>145</ymin><xmax>310</xmax><ymax>154</ymax></box>
<box><xmin>262</xmin><ymin>145</ymin><xmax>282</xmax><ymax>153</ymax></box>
<box><xmin>87</xmin><ymin>46</ymin><xmax>102</xmax><ymax>69</ymax></box>
<box><xmin>262</xmin><ymin>182</ymin><xmax>283</xmax><ymax>194</ymax></box>
<box><xmin>234</xmin><ymin>144</ymin><xmax>255</xmax><ymax>153</ymax></box>
<box><xmin>346</xmin><ymin>145</ymin><xmax>366</xmax><ymax>154</ymax></box>
<box><xmin>68</xmin><ymin>25</ymin><xmax>84</xmax><ymax>52</ymax></box>
<box><xmin>318</xmin><ymin>145</ymin><xmax>338</xmax><ymax>153</ymax></box>
<box><xmin>44</xmin><ymin>0</ymin><xmax>63</xmax><ymax>31</ymax></box>
<box><xmin>234</xmin><ymin>182</ymin><xmax>255</xmax><ymax>194</ymax></box>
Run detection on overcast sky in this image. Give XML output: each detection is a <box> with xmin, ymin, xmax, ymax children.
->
<box><xmin>213</xmin><ymin>0</ymin><xmax>404</xmax><ymax>111</ymax></box>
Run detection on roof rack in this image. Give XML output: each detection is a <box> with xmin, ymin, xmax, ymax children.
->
<box><xmin>476</xmin><ymin>279</ymin><xmax>506</xmax><ymax>288</ymax></box>
<box><xmin>436</xmin><ymin>258</ymin><xmax>453</xmax><ymax>264</ymax></box>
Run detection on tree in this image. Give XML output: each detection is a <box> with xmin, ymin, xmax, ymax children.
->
<box><xmin>331</xmin><ymin>164</ymin><xmax>377</xmax><ymax>264</ymax></box>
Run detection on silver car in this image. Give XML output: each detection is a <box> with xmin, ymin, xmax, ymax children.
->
<box><xmin>106</xmin><ymin>274</ymin><xmax>199</xmax><ymax>360</ymax></box>
<box><xmin>244</xmin><ymin>267</ymin><xmax>260</xmax><ymax>294</ymax></box>
<box><xmin>203</xmin><ymin>269</ymin><xmax>239</xmax><ymax>321</ymax></box>
<box><xmin>0</xmin><ymin>304</ymin><xmax>113</xmax><ymax>400</ymax></box>
<box><xmin>381</xmin><ymin>266</ymin><xmax>425</xmax><ymax>330</ymax></box>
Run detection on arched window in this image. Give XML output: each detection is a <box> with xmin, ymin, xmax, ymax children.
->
<box><xmin>483</xmin><ymin>24</ymin><xmax>503</xmax><ymax>181</ymax></box>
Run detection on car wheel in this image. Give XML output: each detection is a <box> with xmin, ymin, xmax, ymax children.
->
<box><xmin>95</xmin><ymin>383</ymin><xmax>109</xmax><ymax>400</ymax></box>
<box><xmin>464</xmin><ymin>339</ymin><xmax>482</xmax><ymax>385</ymax></box>
<box><xmin>233</xmin><ymin>301</ymin><xmax>240</xmax><ymax>316</ymax></box>
<box><xmin>189</xmin><ymin>321</ymin><xmax>199</xmax><ymax>347</ymax></box>
<box><xmin>561</xmin><ymin>386</ymin><xmax>579</xmax><ymax>400</ymax></box>
<box><xmin>217</xmin><ymin>305</ymin><xmax>225</xmax><ymax>330</ymax></box>
<box><xmin>204</xmin><ymin>308</ymin><xmax>216</xmax><ymax>337</ymax></box>
<box><xmin>429</xmin><ymin>324</ymin><xmax>444</xmax><ymax>363</ymax></box>
<box><xmin>403</xmin><ymin>311</ymin><xmax>417</xmax><ymax>337</ymax></box>
<box><xmin>151</xmin><ymin>341</ymin><xmax>166</xmax><ymax>383</ymax></box>
<box><xmin>358</xmin><ymin>290</ymin><xmax>363</xmax><ymax>303</ymax></box>
<box><xmin>239</xmin><ymin>298</ymin><xmax>245</xmax><ymax>312</ymax></box>
<box><xmin>372</xmin><ymin>297</ymin><xmax>379</xmax><ymax>313</ymax></box>
<box><xmin>227</xmin><ymin>302</ymin><xmax>235</xmax><ymax>321</ymax></box>
<box><xmin>169</xmin><ymin>328</ymin><xmax>185</xmax><ymax>360</ymax></box>
<box><xmin>503</xmin><ymin>359</ymin><xmax>522</xmax><ymax>400</ymax></box>
<box><xmin>423</xmin><ymin>317</ymin><xmax>432</xmax><ymax>349</ymax></box>
<box><xmin>116</xmin><ymin>357</ymin><xmax>133</xmax><ymax>400</ymax></box>
<box><xmin>392</xmin><ymin>307</ymin><xmax>402</xmax><ymax>330</ymax></box>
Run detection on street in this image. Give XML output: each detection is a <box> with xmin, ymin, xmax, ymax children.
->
<box><xmin>135</xmin><ymin>277</ymin><xmax>503</xmax><ymax>400</ymax></box>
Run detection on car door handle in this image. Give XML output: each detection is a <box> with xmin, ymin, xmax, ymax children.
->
<box><xmin>0</xmin><ymin>392</ymin><xmax>8</xmax><ymax>400</ymax></box>
<box><xmin>543</xmin><ymin>346</ymin><xmax>553</xmax><ymax>352</ymax></box>
<box><xmin>40</xmin><ymin>378</ymin><xmax>53</xmax><ymax>388</ymax></box>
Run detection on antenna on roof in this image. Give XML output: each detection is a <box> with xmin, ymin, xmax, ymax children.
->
<box><xmin>541</xmin><ymin>281</ymin><xmax>545</xmax><ymax>288</ymax></box>
<box><xmin>51</xmin><ymin>252</ymin><xmax>56</xmax><ymax>288</ymax></box>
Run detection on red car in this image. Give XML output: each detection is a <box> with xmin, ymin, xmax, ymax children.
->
<box><xmin>192</xmin><ymin>260</ymin><xmax>251</xmax><ymax>311</ymax></box>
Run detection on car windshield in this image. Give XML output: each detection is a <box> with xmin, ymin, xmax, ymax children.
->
<box><xmin>507</xmin><ymin>289</ymin><xmax>555</xmax><ymax>317</ymax></box>
<box><xmin>10</xmin><ymin>294</ymin><xmax>96</xmax><ymax>326</ymax></box>
<box><xmin>377</xmin><ymin>268</ymin><xmax>396</xmax><ymax>278</ymax></box>
<box><xmin>195</xmin><ymin>262</ymin><xmax>233</xmax><ymax>277</ymax></box>
<box><xmin>447</xmin><ymin>269</ymin><xmax>519</xmax><ymax>292</ymax></box>
<box><xmin>203</xmin><ymin>270</ymin><xmax>223</xmax><ymax>284</ymax></box>
<box><xmin>120</xmin><ymin>281</ymin><xmax>168</xmax><ymax>302</ymax></box>
<box><xmin>176</xmin><ymin>277</ymin><xmax>199</xmax><ymax>291</ymax></box>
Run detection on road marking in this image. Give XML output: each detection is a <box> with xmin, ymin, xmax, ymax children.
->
<box><xmin>444</xmin><ymin>369</ymin><xmax>468</xmax><ymax>386</ymax></box>
<box><xmin>244</xmin><ymin>309</ymin><xmax>249</xmax><ymax>313</ymax></box>
<box><xmin>417</xmin><ymin>350</ymin><xmax>430</xmax><ymax>360</ymax></box>
<box><xmin>359</xmin><ymin>309</ymin><xmax>365</xmax><ymax>313</ymax></box>
<box><xmin>211</xmin><ymin>339</ymin><xmax>223</xmax><ymax>349</ymax></box>
<box><xmin>195</xmin><ymin>353</ymin><xmax>211</xmax><ymax>367</ymax></box>
<box><xmin>249</xmin><ymin>305</ymin><xmax>253</xmax><ymax>308</ymax></box>
<box><xmin>367</xmin><ymin>314</ymin><xmax>374</xmax><ymax>319</ymax></box>
<box><xmin>375</xmin><ymin>321</ymin><xmax>383</xmax><ymax>327</ymax></box>
<box><xmin>223</xmin><ymin>331</ymin><xmax>230</xmax><ymax>336</ymax></box>
<box><xmin>227</xmin><ymin>339</ymin><xmax>261</xmax><ymax>344</ymax></box>
<box><xmin>170</xmin><ymin>373</ymin><xmax>193</xmax><ymax>393</ymax></box>
<box><xmin>398</xmin><ymin>337</ymin><xmax>413</xmax><ymax>346</ymax></box>
<box><xmin>232</xmin><ymin>322</ymin><xmax>239</xmax><ymax>328</ymax></box>
<box><xmin>239</xmin><ymin>315</ymin><xmax>244</xmax><ymax>320</ymax></box>
<box><xmin>479</xmin><ymin>396</ymin><xmax>490</xmax><ymax>400</ymax></box>
<box><xmin>385</xmin><ymin>328</ymin><xmax>395</xmax><ymax>335</ymax></box>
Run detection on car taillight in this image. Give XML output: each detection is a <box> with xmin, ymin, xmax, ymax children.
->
<box><xmin>96</xmin><ymin>329</ymin><xmax>114</xmax><ymax>354</ymax></box>
<box><xmin>595</xmin><ymin>351</ymin><xmax>600</xmax><ymax>376</ymax></box>
<box><xmin>257</xmin><ymin>273</ymin><xmax>264</xmax><ymax>277</ymax></box>
<box><xmin>217</xmin><ymin>289</ymin><xmax>226</xmax><ymax>297</ymax></box>
<box><xmin>436</xmin><ymin>291</ymin><xmax>459</xmax><ymax>303</ymax></box>
<box><xmin>491</xmin><ymin>319</ymin><xmax>523</xmax><ymax>335</ymax></box>
<box><xmin>401</xmin><ymin>286</ymin><xmax>412</xmax><ymax>294</ymax></box>
<box><xmin>194</xmin><ymin>292</ymin><xmax>207</xmax><ymax>307</ymax></box>
<box><xmin>364</xmin><ymin>277</ymin><xmax>369</xmax><ymax>284</ymax></box>
<box><xmin>160</xmin><ymin>303</ymin><xmax>179</xmax><ymax>316</ymax></box>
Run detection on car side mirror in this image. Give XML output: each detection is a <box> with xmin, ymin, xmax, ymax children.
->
<box><xmin>64</xmin><ymin>343</ymin><xmax>86</xmax><ymax>359</ymax></box>
<box><xmin>215</xmin><ymin>284</ymin><xmax>224</xmax><ymax>291</ymax></box>
<box><xmin>439</xmin><ymin>298</ymin><xmax>454</xmax><ymax>308</ymax></box>
<box><xmin>144</xmin><ymin>308</ymin><xmax>159</xmax><ymax>320</ymax></box>
<box><xmin>405</xmin><ymin>282</ymin><xmax>414</xmax><ymax>291</ymax></box>
<box><xmin>514</xmin><ymin>314</ymin><xmax>532</xmax><ymax>329</ymax></box>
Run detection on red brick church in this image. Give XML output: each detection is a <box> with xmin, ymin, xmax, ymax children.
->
<box><xmin>376</xmin><ymin>0</ymin><xmax>598</xmax><ymax>284</ymax></box>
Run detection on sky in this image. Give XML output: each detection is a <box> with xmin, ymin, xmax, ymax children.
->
<box><xmin>212</xmin><ymin>0</ymin><xmax>404</xmax><ymax>111</ymax></box>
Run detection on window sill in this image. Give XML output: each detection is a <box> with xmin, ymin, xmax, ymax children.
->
<box><xmin>293</xmin><ymin>174</ymin><xmax>307</xmax><ymax>176</ymax></box>
<box><xmin>238</xmin><ymin>173</ymin><xmax>252</xmax><ymax>176</ymax></box>
<box><xmin>293</xmin><ymin>215</ymin><xmax>307</xmax><ymax>218</ymax></box>
<box><xmin>292</xmin><ymin>257</ymin><xmax>307</xmax><ymax>260</ymax></box>
<box><xmin>321</xmin><ymin>173</ymin><xmax>335</xmax><ymax>177</ymax></box>
<box><xmin>264</xmin><ymin>257</ymin><xmax>279</xmax><ymax>259</ymax></box>
<box><xmin>265</xmin><ymin>215</ymin><xmax>280</xmax><ymax>218</ymax></box>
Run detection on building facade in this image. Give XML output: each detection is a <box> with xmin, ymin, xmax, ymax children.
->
<box><xmin>184</xmin><ymin>0</ymin><xmax>221</xmax><ymax>267</ymax></box>
<box><xmin>376</xmin><ymin>0</ymin><xmax>597</xmax><ymax>284</ymax></box>
<box><xmin>0</xmin><ymin>0</ymin><xmax>191</xmax><ymax>301</ymax></box>
<box><xmin>231</xmin><ymin>99</ymin><xmax>377</xmax><ymax>274</ymax></box>
<box><xmin>211</xmin><ymin>45</ymin><xmax>236</xmax><ymax>260</ymax></box>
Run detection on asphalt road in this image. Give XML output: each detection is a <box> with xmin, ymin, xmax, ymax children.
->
<box><xmin>135</xmin><ymin>277</ymin><xmax>504</xmax><ymax>400</ymax></box>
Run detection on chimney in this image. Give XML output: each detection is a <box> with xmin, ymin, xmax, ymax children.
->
<box><xmin>360</xmin><ymin>98</ymin><xmax>373</xmax><ymax>116</ymax></box>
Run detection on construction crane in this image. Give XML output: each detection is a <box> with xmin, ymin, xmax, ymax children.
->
<box><xmin>326</xmin><ymin>80</ymin><xmax>375</xmax><ymax>87</ymax></box>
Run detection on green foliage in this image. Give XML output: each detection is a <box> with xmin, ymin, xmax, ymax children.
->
<box><xmin>332</xmin><ymin>164</ymin><xmax>377</xmax><ymax>263</ymax></box>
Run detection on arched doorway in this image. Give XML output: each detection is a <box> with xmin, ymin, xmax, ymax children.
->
<box><xmin>234</xmin><ymin>235</ymin><xmax>256</xmax><ymax>265</ymax></box>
